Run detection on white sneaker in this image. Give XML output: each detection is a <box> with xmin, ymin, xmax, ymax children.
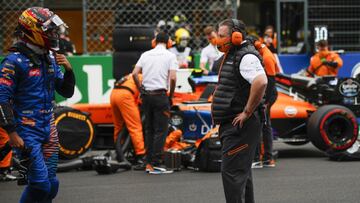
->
<box><xmin>145</xmin><ymin>164</ymin><xmax>173</xmax><ymax>174</ymax></box>
<box><xmin>0</xmin><ymin>171</ymin><xmax>17</xmax><ymax>181</ymax></box>
<box><xmin>251</xmin><ymin>161</ymin><xmax>263</xmax><ymax>169</ymax></box>
<box><xmin>153</xmin><ymin>167</ymin><xmax>174</xmax><ymax>174</ymax></box>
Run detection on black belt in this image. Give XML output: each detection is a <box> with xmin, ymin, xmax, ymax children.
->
<box><xmin>143</xmin><ymin>89</ymin><xmax>167</xmax><ymax>96</ymax></box>
<box><xmin>114</xmin><ymin>86</ymin><xmax>135</xmax><ymax>95</ymax></box>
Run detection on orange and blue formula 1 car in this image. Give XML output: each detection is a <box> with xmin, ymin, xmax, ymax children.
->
<box><xmin>62</xmin><ymin>73</ymin><xmax>360</xmax><ymax>162</ymax></box>
<box><xmin>169</xmin><ymin>73</ymin><xmax>360</xmax><ymax>156</ymax></box>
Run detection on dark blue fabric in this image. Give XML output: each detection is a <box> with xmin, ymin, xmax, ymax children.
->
<box><xmin>0</xmin><ymin>50</ymin><xmax>68</xmax><ymax>202</ymax></box>
<box><xmin>0</xmin><ymin>52</ymin><xmax>64</xmax><ymax>133</ymax></box>
<box><xmin>20</xmin><ymin>181</ymin><xmax>51</xmax><ymax>203</ymax></box>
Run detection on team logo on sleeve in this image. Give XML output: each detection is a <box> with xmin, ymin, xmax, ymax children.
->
<box><xmin>29</xmin><ymin>68</ymin><xmax>41</xmax><ymax>77</ymax></box>
<box><xmin>1</xmin><ymin>67</ymin><xmax>15</xmax><ymax>75</ymax></box>
<box><xmin>0</xmin><ymin>78</ymin><xmax>13</xmax><ymax>86</ymax></box>
<box><xmin>21</xmin><ymin>117</ymin><xmax>36</xmax><ymax>127</ymax></box>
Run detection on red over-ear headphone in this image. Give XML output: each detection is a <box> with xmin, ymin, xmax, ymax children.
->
<box><xmin>151</xmin><ymin>39</ymin><xmax>173</xmax><ymax>49</ymax></box>
<box><xmin>231</xmin><ymin>19</ymin><xmax>244</xmax><ymax>46</ymax></box>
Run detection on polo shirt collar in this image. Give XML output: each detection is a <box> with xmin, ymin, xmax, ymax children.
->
<box><xmin>155</xmin><ymin>44</ymin><xmax>167</xmax><ymax>49</ymax></box>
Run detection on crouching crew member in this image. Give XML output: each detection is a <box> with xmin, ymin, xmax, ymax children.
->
<box><xmin>0</xmin><ymin>7</ymin><xmax>75</xmax><ymax>202</ymax></box>
<box><xmin>110</xmin><ymin>73</ymin><xmax>146</xmax><ymax>162</ymax></box>
<box><xmin>0</xmin><ymin>128</ymin><xmax>16</xmax><ymax>180</ymax></box>
<box><xmin>212</xmin><ymin>19</ymin><xmax>267</xmax><ymax>203</ymax></box>
<box><xmin>132</xmin><ymin>32</ymin><xmax>178</xmax><ymax>174</ymax></box>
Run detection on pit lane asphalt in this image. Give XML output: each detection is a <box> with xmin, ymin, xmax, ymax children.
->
<box><xmin>2</xmin><ymin>143</ymin><xmax>360</xmax><ymax>203</ymax></box>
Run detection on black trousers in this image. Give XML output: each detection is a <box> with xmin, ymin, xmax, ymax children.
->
<box><xmin>262</xmin><ymin>104</ymin><xmax>273</xmax><ymax>161</ymax></box>
<box><xmin>219</xmin><ymin>114</ymin><xmax>261</xmax><ymax>203</ymax></box>
<box><xmin>254</xmin><ymin>91</ymin><xmax>277</xmax><ymax>162</ymax></box>
<box><xmin>142</xmin><ymin>94</ymin><xmax>170</xmax><ymax>165</ymax></box>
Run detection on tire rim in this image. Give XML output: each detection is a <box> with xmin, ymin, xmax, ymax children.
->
<box><xmin>320</xmin><ymin>109</ymin><xmax>358</xmax><ymax>150</ymax></box>
<box><xmin>325</xmin><ymin>115</ymin><xmax>353</xmax><ymax>142</ymax></box>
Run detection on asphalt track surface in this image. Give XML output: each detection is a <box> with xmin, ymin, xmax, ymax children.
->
<box><xmin>2</xmin><ymin>143</ymin><xmax>360</xmax><ymax>203</ymax></box>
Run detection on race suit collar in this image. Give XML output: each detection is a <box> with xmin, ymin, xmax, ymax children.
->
<box><xmin>25</xmin><ymin>42</ymin><xmax>47</xmax><ymax>55</ymax></box>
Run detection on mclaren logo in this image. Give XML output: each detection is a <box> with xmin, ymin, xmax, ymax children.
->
<box><xmin>284</xmin><ymin>106</ymin><xmax>298</xmax><ymax>118</ymax></box>
<box><xmin>339</xmin><ymin>79</ymin><xmax>360</xmax><ymax>97</ymax></box>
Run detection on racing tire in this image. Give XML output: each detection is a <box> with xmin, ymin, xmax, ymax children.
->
<box><xmin>115</xmin><ymin>128</ymin><xmax>135</xmax><ymax>163</ymax></box>
<box><xmin>307</xmin><ymin>105</ymin><xmax>358</xmax><ymax>152</ymax></box>
<box><xmin>327</xmin><ymin>141</ymin><xmax>360</xmax><ymax>161</ymax></box>
<box><xmin>115</xmin><ymin>114</ymin><xmax>146</xmax><ymax>163</ymax></box>
<box><xmin>54</xmin><ymin>106</ymin><xmax>95</xmax><ymax>160</ymax></box>
<box><xmin>113</xmin><ymin>25</ymin><xmax>154</xmax><ymax>52</ymax></box>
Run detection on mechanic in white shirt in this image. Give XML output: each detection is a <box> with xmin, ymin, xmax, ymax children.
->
<box><xmin>132</xmin><ymin>32</ymin><xmax>178</xmax><ymax>174</ymax></box>
<box><xmin>199</xmin><ymin>26</ymin><xmax>223</xmax><ymax>75</ymax></box>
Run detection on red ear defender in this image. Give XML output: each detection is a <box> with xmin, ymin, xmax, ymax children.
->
<box><xmin>151</xmin><ymin>39</ymin><xmax>156</xmax><ymax>48</ymax></box>
<box><xmin>231</xmin><ymin>31</ymin><xmax>243</xmax><ymax>46</ymax></box>
<box><xmin>231</xmin><ymin>19</ymin><xmax>244</xmax><ymax>46</ymax></box>
<box><xmin>167</xmin><ymin>39</ymin><xmax>173</xmax><ymax>49</ymax></box>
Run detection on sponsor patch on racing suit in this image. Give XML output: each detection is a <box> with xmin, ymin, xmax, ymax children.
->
<box><xmin>0</xmin><ymin>51</ymin><xmax>69</xmax><ymax>182</ymax></box>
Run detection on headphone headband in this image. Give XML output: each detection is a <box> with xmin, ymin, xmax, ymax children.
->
<box><xmin>231</xmin><ymin>19</ymin><xmax>240</xmax><ymax>32</ymax></box>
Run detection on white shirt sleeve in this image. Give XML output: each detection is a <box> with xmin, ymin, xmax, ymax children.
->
<box><xmin>239</xmin><ymin>54</ymin><xmax>265</xmax><ymax>84</ymax></box>
<box><xmin>200</xmin><ymin>48</ymin><xmax>208</xmax><ymax>63</ymax></box>
<box><xmin>169</xmin><ymin>54</ymin><xmax>179</xmax><ymax>70</ymax></box>
<box><xmin>135</xmin><ymin>54</ymin><xmax>145</xmax><ymax>68</ymax></box>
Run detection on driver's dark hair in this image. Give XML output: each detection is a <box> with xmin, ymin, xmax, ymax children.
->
<box><xmin>317</xmin><ymin>39</ymin><xmax>328</xmax><ymax>48</ymax></box>
<box><xmin>264</xmin><ymin>25</ymin><xmax>274</xmax><ymax>32</ymax></box>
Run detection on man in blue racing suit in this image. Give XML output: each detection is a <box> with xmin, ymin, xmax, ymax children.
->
<box><xmin>0</xmin><ymin>7</ymin><xmax>75</xmax><ymax>202</ymax></box>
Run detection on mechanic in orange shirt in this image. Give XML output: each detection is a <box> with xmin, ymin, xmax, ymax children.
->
<box><xmin>110</xmin><ymin>74</ymin><xmax>146</xmax><ymax>165</ymax></box>
<box><xmin>260</xmin><ymin>25</ymin><xmax>277</xmax><ymax>53</ymax></box>
<box><xmin>307</xmin><ymin>40</ymin><xmax>343</xmax><ymax>77</ymax></box>
<box><xmin>250</xmin><ymin>35</ymin><xmax>279</xmax><ymax>168</ymax></box>
<box><xmin>0</xmin><ymin>127</ymin><xmax>16</xmax><ymax>181</ymax></box>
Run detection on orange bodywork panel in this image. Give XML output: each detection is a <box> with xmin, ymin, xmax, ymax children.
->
<box><xmin>270</xmin><ymin>92</ymin><xmax>316</xmax><ymax>119</ymax></box>
<box><xmin>172</xmin><ymin>92</ymin><xmax>202</xmax><ymax>104</ymax></box>
<box><xmin>71</xmin><ymin>103</ymin><xmax>113</xmax><ymax>124</ymax></box>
